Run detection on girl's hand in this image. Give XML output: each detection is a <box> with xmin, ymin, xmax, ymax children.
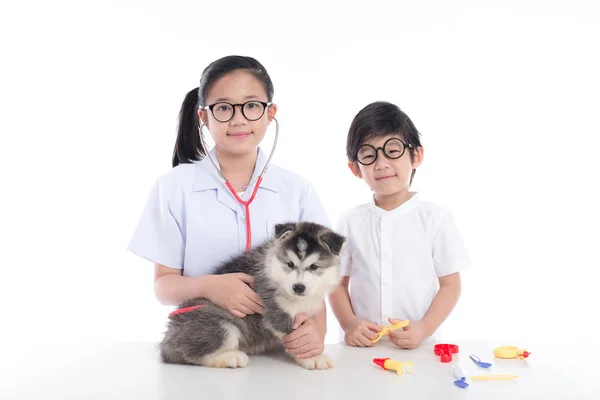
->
<box><xmin>388</xmin><ymin>318</ymin><xmax>428</xmax><ymax>350</ymax></box>
<box><xmin>283</xmin><ymin>314</ymin><xmax>325</xmax><ymax>359</ymax></box>
<box><xmin>344</xmin><ymin>318</ymin><xmax>381</xmax><ymax>347</ymax></box>
<box><xmin>205</xmin><ymin>273</ymin><xmax>264</xmax><ymax>318</ymax></box>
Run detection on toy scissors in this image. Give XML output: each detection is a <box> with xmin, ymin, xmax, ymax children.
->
<box><xmin>434</xmin><ymin>343</ymin><xmax>459</xmax><ymax>362</ymax></box>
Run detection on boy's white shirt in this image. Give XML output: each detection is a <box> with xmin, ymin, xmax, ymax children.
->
<box><xmin>337</xmin><ymin>192</ymin><xmax>470</xmax><ymax>339</ymax></box>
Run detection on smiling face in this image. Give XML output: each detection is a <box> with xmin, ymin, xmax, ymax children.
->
<box><xmin>198</xmin><ymin>70</ymin><xmax>277</xmax><ymax>157</ymax></box>
<box><xmin>349</xmin><ymin>133</ymin><xmax>424</xmax><ymax>202</ymax></box>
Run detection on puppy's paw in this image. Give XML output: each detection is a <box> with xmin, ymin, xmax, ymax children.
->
<box><xmin>205</xmin><ymin>351</ymin><xmax>249</xmax><ymax>368</ymax></box>
<box><xmin>295</xmin><ymin>353</ymin><xmax>334</xmax><ymax>370</ymax></box>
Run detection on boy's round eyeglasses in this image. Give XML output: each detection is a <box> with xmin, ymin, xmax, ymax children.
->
<box><xmin>202</xmin><ymin>101</ymin><xmax>272</xmax><ymax>123</ymax></box>
<box><xmin>356</xmin><ymin>138</ymin><xmax>413</xmax><ymax>166</ymax></box>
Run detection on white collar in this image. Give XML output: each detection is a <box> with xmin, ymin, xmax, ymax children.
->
<box><xmin>192</xmin><ymin>146</ymin><xmax>278</xmax><ymax>193</ymax></box>
<box><xmin>370</xmin><ymin>192</ymin><xmax>420</xmax><ymax>218</ymax></box>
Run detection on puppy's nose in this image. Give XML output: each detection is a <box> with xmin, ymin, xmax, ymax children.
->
<box><xmin>292</xmin><ymin>284</ymin><xmax>305</xmax><ymax>295</ymax></box>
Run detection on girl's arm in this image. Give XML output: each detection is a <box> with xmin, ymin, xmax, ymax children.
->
<box><xmin>154</xmin><ymin>263</ymin><xmax>264</xmax><ymax>318</ymax></box>
<box><xmin>282</xmin><ymin>301</ymin><xmax>328</xmax><ymax>359</ymax></box>
<box><xmin>153</xmin><ymin>263</ymin><xmax>212</xmax><ymax>306</ymax></box>
<box><xmin>314</xmin><ymin>301</ymin><xmax>327</xmax><ymax>336</ymax></box>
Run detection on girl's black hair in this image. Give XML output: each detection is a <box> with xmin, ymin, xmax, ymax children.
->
<box><xmin>346</xmin><ymin>101</ymin><xmax>423</xmax><ymax>182</ymax></box>
<box><xmin>172</xmin><ymin>56</ymin><xmax>275</xmax><ymax>167</ymax></box>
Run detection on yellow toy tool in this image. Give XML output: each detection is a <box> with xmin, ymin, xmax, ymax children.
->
<box><xmin>371</xmin><ymin>320</ymin><xmax>410</xmax><ymax>343</ymax></box>
<box><xmin>454</xmin><ymin>366</ymin><xmax>518</xmax><ymax>388</ymax></box>
<box><xmin>373</xmin><ymin>358</ymin><xmax>414</xmax><ymax>375</ymax></box>
<box><xmin>471</xmin><ymin>374</ymin><xmax>519</xmax><ymax>381</ymax></box>
<box><xmin>493</xmin><ymin>346</ymin><xmax>531</xmax><ymax>360</ymax></box>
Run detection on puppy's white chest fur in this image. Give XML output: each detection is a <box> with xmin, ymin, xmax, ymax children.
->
<box><xmin>276</xmin><ymin>295</ymin><xmax>323</xmax><ymax>318</ymax></box>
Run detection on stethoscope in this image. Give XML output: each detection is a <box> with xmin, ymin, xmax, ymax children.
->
<box><xmin>199</xmin><ymin>117</ymin><xmax>279</xmax><ymax>252</ymax></box>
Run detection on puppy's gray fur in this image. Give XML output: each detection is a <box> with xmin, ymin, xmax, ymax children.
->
<box><xmin>159</xmin><ymin>221</ymin><xmax>345</xmax><ymax>370</ymax></box>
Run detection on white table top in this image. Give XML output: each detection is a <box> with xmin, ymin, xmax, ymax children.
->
<box><xmin>2</xmin><ymin>339</ymin><xmax>598</xmax><ymax>399</ymax></box>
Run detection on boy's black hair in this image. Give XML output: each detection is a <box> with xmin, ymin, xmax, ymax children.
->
<box><xmin>346</xmin><ymin>101</ymin><xmax>422</xmax><ymax>162</ymax></box>
<box><xmin>172</xmin><ymin>56</ymin><xmax>275</xmax><ymax>168</ymax></box>
<box><xmin>346</xmin><ymin>101</ymin><xmax>423</xmax><ymax>182</ymax></box>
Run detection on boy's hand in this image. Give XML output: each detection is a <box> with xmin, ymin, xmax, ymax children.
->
<box><xmin>388</xmin><ymin>318</ymin><xmax>428</xmax><ymax>350</ymax></box>
<box><xmin>344</xmin><ymin>318</ymin><xmax>381</xmax><ymax>347</ymax></box>
<box><xmin>283</xmin><ymin>313</ymin><xmax>325</xmax><ymax>359</ymax></box>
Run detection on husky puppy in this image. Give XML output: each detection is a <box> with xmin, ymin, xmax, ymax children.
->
<box><xmin>159</xmin><ymin>221</ymin><xmax>345</xmax><ymax>370</ymax></box>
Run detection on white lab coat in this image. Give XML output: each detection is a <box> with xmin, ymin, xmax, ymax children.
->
<box><xmin>128</xmin><ymin>147</ymin><xmax>330</xmax><ymax>277</ymax></box>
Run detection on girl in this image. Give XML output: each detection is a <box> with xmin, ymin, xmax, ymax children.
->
<box><xmin>128</xmin><ymin>56</ymin><xmax>330</xmax><ymax>359</ymax></box>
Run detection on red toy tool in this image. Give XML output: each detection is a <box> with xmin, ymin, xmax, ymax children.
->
<box><xmin>434</xmin><ymin>344</ymin><xmax>459</xmax><ymax>362</ymax></box>
<box><xmin>168</xmin><ymin>304</ymin><xmax>207</xmax><ymax>316</ymax></box>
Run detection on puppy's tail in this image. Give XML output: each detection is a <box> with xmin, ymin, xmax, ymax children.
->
<box><xmin>158</xmin><ymin>337</ymin><xmax>186</xmax><ymax>364</ymax></box>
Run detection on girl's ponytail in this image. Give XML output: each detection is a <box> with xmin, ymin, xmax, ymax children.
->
<box><xmin>172</xmin><ymin>87</ymin><xmax>206</xmax><ymax>167</ymax></box>
<box><xmin>171</xmin><ymin>56</ymin><xmax>274</xmax><ymax>168</ymax></box>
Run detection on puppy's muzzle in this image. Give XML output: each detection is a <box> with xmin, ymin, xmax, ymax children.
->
<box><xmin>292</xmin><ymin>283</ymin><xmax>306</xmax><ymax>295</ymax></box>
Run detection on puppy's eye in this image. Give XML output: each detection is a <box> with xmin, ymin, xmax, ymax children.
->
<box><xmin>287</xmin><ymin>261</ymin><xmax>295</xmax><ymax>269</ymax></box>
<box><xmin>309</xmin><ymin>264</ymin><xmax>319</xmax><ymax>271</ymax></box>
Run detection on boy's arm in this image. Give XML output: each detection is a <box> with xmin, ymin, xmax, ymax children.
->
<box><xmin>389</xmin><ymin>272</ymin><xmax>461</xmax><ymax>349</ymax></box>
<box><xmin>422</xmin><ymin>272</ymin><xmax>462</xmax><ymax>336</ymax></box>
<box><xmin>421</xmin><ymin>208</ymin><xmax>467</xmax><ymax>336</ymax></box>
<box><xmin>328</xmin><ymin>276</ymin><xmax>358</xmax><ymax>331</ymax></box>
<box><xmin>331</xmin><ymin>276</ymin><xmax>382</xmax><ymax>347</ymax></box>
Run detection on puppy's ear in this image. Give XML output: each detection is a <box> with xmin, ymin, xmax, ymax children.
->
<box><xmin>274</xmin><ymin>222</ymin><xmax>296</xmax><ymax>240</ymax></box>
<box><xmin>319</xmin><ymin>230</ymin><xmax>346</xmax><ymax>256</ymax></box>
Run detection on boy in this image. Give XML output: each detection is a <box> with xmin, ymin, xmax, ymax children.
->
<box><xmin>329</xmin><ymin>101</ymin><xmax>470</xmax><ymax>349</ymax></box>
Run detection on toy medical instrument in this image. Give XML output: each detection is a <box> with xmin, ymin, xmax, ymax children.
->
<box><xmin>371</xmin><ymin>320</ymin><xmax>410</xmax><ymax>343</ymax></box>
<box><xmin>453</xmin><ymin>363</ymin><xmax>518</xmax><ymax>388</ymax></box>
<box><xmin>434</xmin><ymin>343</ymin><xmax>459</xmax><ymax>362</ymax></box>
<box><xmin>493</xmin><ymin>346</ymin><xmax>531</xmax><ymax>359</ymax></box>
<box><xmin>453</xmin><ymin>364</ymin><xmax>469</xmax><ymax>388</ymax></box>
<box><xmin>469</xmin><ymin>354</ymin><xmax>492</xmax><ymax>368</ymax></box>
<box><xmin>373</xmin><ymin>358</ymin><xmax>414</xmax><ymax>375</ymax></box>
<box><xmin>199</xmin><ymin>117</ymin><xmax>279</xmax><ymax>252</ymax></box>
<box><xmin>471</xmin><ymin>374</ymin><xmax>519</xmax><ymax>381</ymax></box>
<box><xmin>168</xmin><ymin>304</ymin><xmax>208</xmax><ymax>316</ymax></box>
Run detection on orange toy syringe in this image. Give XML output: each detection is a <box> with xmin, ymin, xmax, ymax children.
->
<box><xmin>373</xmin><ymin>358</ymin><xmax>414</xmax><ymax>375</ymax></box>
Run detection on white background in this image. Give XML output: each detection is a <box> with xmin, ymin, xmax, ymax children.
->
<box><xmin>1</xmin><ymin>0</ymin><xmax>598</xmax><ymax>345</ymax></box>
